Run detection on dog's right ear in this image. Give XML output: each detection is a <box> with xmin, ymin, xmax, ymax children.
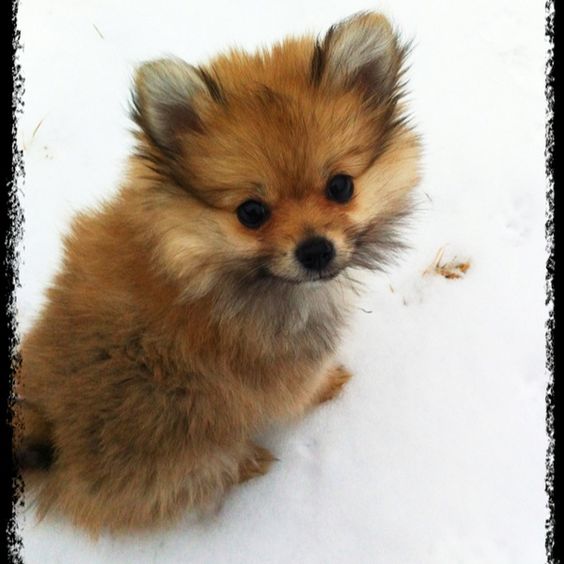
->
<box><xmin>131</xmin><ymin>58</ymin><xmax>221</xmax><ymax>156</ymax></box>
<box><xmin>311</xmin><ymin>12</ymin><xmax>407</xmax><ymax>104</ymax></box>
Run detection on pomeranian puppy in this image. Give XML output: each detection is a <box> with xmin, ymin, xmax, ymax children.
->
<box><xmin>15</xmin><ymin>12</ymin><xmax>420</xmax><ymax>535</ymax></box>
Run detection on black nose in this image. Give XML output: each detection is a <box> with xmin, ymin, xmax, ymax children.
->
<box><xmin>295</xmin><ymin>237</ymin><xmax>335</xmax><ymax>271</ymax></box>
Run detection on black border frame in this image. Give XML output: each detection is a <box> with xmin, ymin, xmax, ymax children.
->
<box><xmin>3</xmin><ymin>1</ymin><xmax>558</xmax><ymax>562</ymax></box>
<box><xmin>4</xmin><ymin>0</ymin><xmax>24</xmax><ymax>562</ymax></box>
<box><xmin>545</xmin><ymin>0</ymin><xmax>559</xmax><ymax>563</ymax></box>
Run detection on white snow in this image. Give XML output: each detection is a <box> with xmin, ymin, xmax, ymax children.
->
<box><xmin>15</xmin><ymin>0</ymin><xmax>548</xmax><ymax>562</ymax></box>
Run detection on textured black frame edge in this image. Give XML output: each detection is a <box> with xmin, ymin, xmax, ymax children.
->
<box><xmin>3</xmin><ymin>0</ymin><xmax>24</xmax><ymax>562</ymax></box>
<box><xmin>545</xmin><ymin>0</ymin><xmax>559</xmax><ymax>562</ymax></box>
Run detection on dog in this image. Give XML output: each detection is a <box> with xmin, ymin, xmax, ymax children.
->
<box><xmin>15</xmin><ymin>11</ymin><xmax>421</xmax><ymax>535</ymax></box>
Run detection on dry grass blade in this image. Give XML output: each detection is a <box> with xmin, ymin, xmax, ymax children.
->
<box><xmin>423</xmin><ymin>246</ymin><xmax>471</xmax><ymax>280</ymax></box>
<box><xmin>93</xmin><ymin>23</ymin><xmax>105</xmax><ymax>39</ymax></box>
<box><xmin>31</xmin><ymin>118</ymin><xmax>44</xmax><ymax>140</ymax></box>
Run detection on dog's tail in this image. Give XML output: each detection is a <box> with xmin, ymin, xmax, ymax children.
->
<box><xmin>14</xmin><ymin>398</ymin><xmax>55</xmax><ymax>472</ymax></box>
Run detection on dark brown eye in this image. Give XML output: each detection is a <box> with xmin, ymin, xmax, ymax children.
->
<box><xmin>326</xmin><ymin>174</ymin><xmax>354</xmax><ymax>203</ymax></box>
<box><xmin>236</xmin><ymin>200</ymin><xmax>270</xmax><ymax>229</ymax></box>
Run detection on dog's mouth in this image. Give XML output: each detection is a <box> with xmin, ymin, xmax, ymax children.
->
<box><xmin>256</xmin><ymin>266</ymin><xmax>344</xmax><ymax>285</ymax></box>
<box><xmin>312</xmin><ymin>270</ymin><xmax>341</xmax><ymax>282</ymax></box>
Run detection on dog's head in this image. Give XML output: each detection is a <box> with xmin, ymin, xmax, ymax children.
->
<box><xmin>128</xmin><ymin>12</ymin><xmax>421</xmax><ymax>297</ymax></box>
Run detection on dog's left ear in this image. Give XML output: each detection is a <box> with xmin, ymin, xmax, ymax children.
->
<box><xmin>312</xmin><ymin>12</ymin><xmax>407</xmax><ymax>102</ymax></box>
<box><xmin>131</xmin><ymin>58</ymin><xmax>221</xmax><ymax>156</ymax></box>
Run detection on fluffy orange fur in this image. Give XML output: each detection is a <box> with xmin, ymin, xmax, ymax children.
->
<box><xmin>15</xmin><ymin>12</ymin><xmax>421</xmax><ymax>535</ymax></box>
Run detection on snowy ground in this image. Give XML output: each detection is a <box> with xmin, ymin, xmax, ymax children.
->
<box><xmin>15</xmin><ymin>0</ymin><xmax>548</xmax><ymax>562</ymax></box>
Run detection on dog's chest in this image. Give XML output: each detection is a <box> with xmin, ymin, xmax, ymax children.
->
<box><xmin>247</xmin><ymin>282</ymin><xmax>350</xmax><ymax>362</ymax></box>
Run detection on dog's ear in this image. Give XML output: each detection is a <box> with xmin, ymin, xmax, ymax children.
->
<box><xmin>131</xmin><ymin>58</ymin><xmax>222</xmax><ymax>155</ymax></box>
<box><xmin>312</xmin><ymin>12</ymin><xmax>407</xmax><ymax>102</ymax></box>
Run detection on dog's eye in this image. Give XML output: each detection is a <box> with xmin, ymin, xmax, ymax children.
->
<box><xmin>326</xmin><ymin>174</ymin><xmax>354</xmax><ymax>203</ymax></box>
<box><xmin>236</xmin><ymin>200</ymin><xmax>270</xmax><ymax>229</ymax></box>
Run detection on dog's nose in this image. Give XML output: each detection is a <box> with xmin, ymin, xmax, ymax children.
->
<box><xmin>295</xmin><ymin>237</ymin><xmax>335</xmax><ymax>271</ymax></box>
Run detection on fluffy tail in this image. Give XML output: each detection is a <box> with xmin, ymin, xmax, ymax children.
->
<box><xmin>14</xmin><ymin>398</ymin><xmax>55</xmax><ymax>471</ymax></box>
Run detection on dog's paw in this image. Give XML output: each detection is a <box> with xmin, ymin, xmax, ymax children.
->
<box><xmin>315</xmin><ymin>365</ymin><xmax>352</xmax><ymax>404</ymax></box>
<box><xmin>238</xmin><ymin>444</ymin><xmax>276</xmax><ymax>483</ymax></box>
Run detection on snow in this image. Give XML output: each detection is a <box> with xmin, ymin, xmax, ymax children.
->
<box><xmin>15</xmin><ymin>0</ymin><xmax>548</xmax><ymax>562</ymax></box>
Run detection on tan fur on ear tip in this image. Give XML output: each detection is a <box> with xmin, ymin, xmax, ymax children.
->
<box><xmin>335</xmin><ymin>11</ymin><xmax>395</xmax><ymax>33</ymax></box>
<box><xmin>134</xmin><ymin>58</ymin><xmax>205</xmax><ymax>98</ymax></box>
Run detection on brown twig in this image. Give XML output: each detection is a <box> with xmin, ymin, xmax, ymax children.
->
<box><xmin>423</xmin><ymin>246</ymin><xmax>471</xmax><ymax>280</ymax></box>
